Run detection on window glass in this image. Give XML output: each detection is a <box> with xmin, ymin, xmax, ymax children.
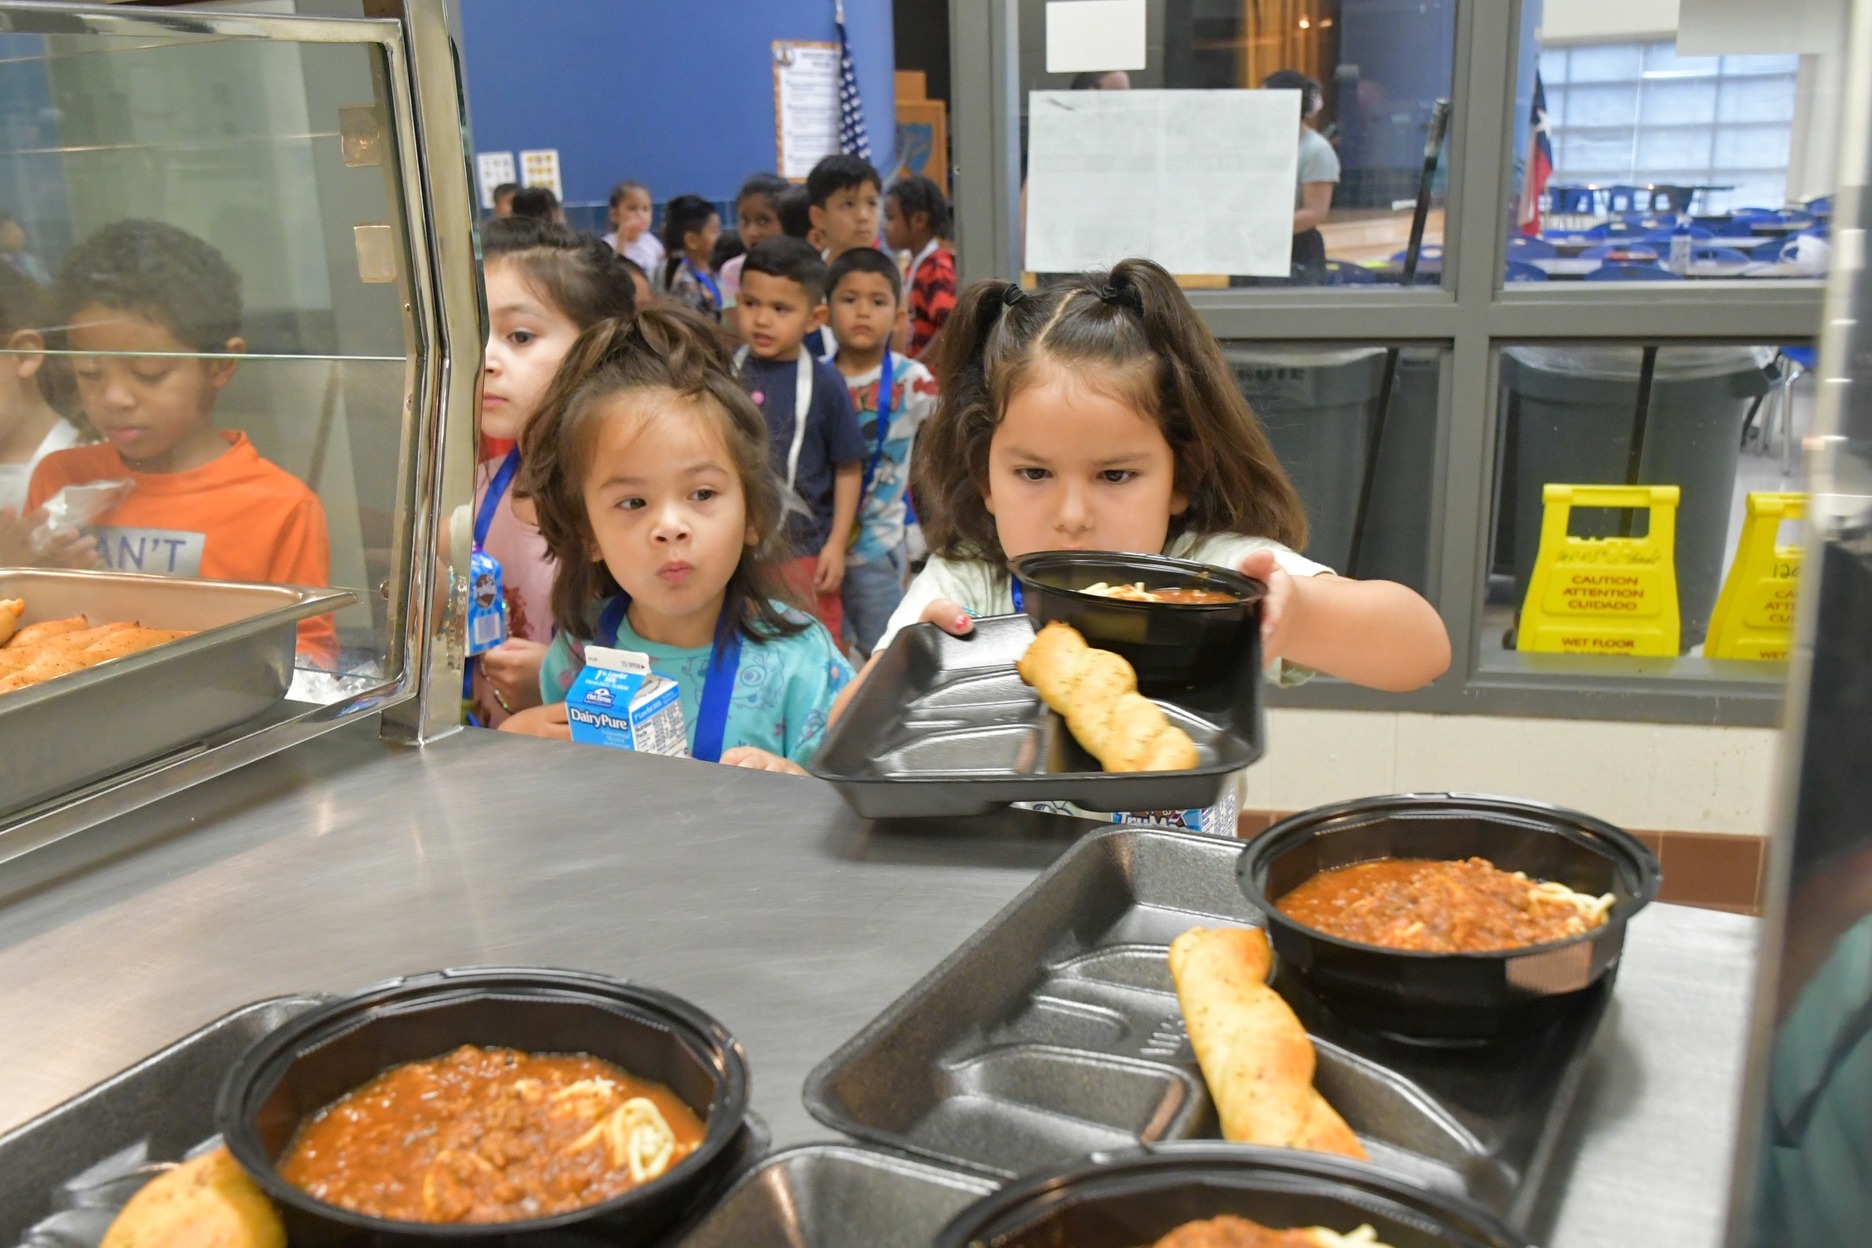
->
<box><xmin>1226</xmin><ymin>344</ymin><xmax>1443</xmax><ymax>595</ymax></box>
<box><xmin>0</xmin><ymin>25</ymin><xmax>417</xmax><ymax>698</ymax></box>
<box><xmin>1511</xmin><ymin>35</ymin><xmax>1827</xmax><ymax>284</ymax></box>
<box><xmin>1018</xmin><ymin>0</ymin><xmax>1455</xmax><ymax>289</ymax></box>
<box><xmin>1482</xmin><ymin>343</ymin><xmax>1812</xmax><ymax>680</ymax></box>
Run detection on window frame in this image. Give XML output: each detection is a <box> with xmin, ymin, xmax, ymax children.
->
<box><xmin>948</xmin><ymin>0</ymin><xmax>1823</xmax><ymax>727</ymax></box>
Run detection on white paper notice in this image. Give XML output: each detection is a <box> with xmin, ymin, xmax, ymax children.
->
<box><xmin>1046</xmin><ymin>0</ymin><xmax>1147</xmax><ymax>73</ymax></box>
<box><xmin>1025</xmin><ymin>89</ymin><xmax>1300</xmax><ymax>277</ymax></box>
<box><xmin>475</xmin><ymin>151</ymin><xmax>515</xmax><ymax>210</ymax></box>
<box><xmin>774</xmin><ymin>41</ymin><xmax>843</xmax><ymax>179</ymax></box>
<box><xmin>519</xmin><ymin>148</ymin><xmax>562</xmax><ymax>200</ymax></box>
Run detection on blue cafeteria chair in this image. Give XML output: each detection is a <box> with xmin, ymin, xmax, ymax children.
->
<box><xmin>1691</xmin><ymin>245</ymin><xmax>1751</xmax><ymax>265</ymax></box>
<box><xmin>1506</xmin><ymin>235</ymin><xmax>1557</xmax><ymax>260</ymax></box>
<box><xmin>1504</xmin><ymin>260</ymin><xmax>1549</xmax><ymax>282</ymax></box>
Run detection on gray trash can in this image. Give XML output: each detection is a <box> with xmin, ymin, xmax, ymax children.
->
<box><xmin>1500</xmin><ymin>346</ymin><xmax>1773</xmax><ymax>650</ymax></box>
<box><xmin>1229</xmin><ymin>347</ymin><xmax>1434</xmax><ymax>590</ymax></box>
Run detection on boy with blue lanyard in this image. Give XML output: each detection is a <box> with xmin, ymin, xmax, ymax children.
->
<box><xmin>826</xmin><ymin>247</ymin><xmax>936</xmax><ymax>656</ymax></box>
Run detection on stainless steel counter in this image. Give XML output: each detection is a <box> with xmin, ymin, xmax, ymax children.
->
<box><xmin>0</xmin><ymin>721</ymin><xmax>1758</xmax><ymax>1247</ymax></box>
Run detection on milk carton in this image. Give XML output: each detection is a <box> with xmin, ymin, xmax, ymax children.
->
<box><xmin>564</xmin><ymin>646</ymin><xmax>689</xmax><ymax>756</ymax></box>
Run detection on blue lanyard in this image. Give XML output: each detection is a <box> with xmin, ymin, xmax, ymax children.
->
<box><xmin>594</xmin><ymin>597</ymin><xmax>744</xmax><ymax>763</ymax></box>
<box><xmin>1011</xmin><ymin>580</ymin><xmax>1024</xmax><ymax>612</ymax></box>
<box><xmin>474</xmin><ymin>449</ymin><xmax>520</xmax><ymax>550</ymax></box>
<box><xmin>860</xmin><ymin>350</ymin><xmax>895</xmax><ymax>500</ymax></box>
<box><xmin>684</xmin><ymin>258</ymin><xmax>722</xmax><ymax>308</ymax></box>
<box><xmin>464</xmin><ymin>449</ymin><xmax>522</xmax><ymax>721</ymax></box>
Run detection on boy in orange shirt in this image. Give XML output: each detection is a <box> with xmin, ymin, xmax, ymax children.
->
<box><xmin>27</xmin><ymin>219</ymin><xmax>336</xmax><ymax>661</ymax></box>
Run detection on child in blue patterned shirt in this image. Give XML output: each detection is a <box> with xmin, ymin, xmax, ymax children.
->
<box><xmin>499</xmin><ymin>304</ymin><xmax>852</xmax><ymax>773</ymax></box>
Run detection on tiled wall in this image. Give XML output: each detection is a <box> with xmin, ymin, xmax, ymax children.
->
<box><xmin>1238</xmin><ymin>708</ymin><xmax>1785</xmax><ymax>913</ymax></box>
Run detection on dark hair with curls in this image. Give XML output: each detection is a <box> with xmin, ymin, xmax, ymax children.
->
<box><xmin>742</xmin><ymin>236</ymin><xmax>829</xmax><ymax>304</ymax></box>
<box><xmin>509</xmin><ymin>185</ymin><xmax>561</xmax><ymax>222</ymax></box>
<box><xmin>53</xmin><ymin>218</ymin><xmax>240</xmax><ymax>351</ymax></box>
<box><xmin>518</xmin><ymin>303</ymin><xmax>806</xmax><ymax>645</ymax></box>
<box><xmin>884</xmin><ymin>174</ymin><xmax>950</xmax><ymax>240</ymax></box>
<box><xmin>913</xmin><ymin>258</ymin><xmax>1306</xmax><ymax>565</ymax></box>
<box><xmin>481</xmin><ymin>215</ymin><xmax>637</xmax><ymax>331</ymax></box>
<box><xmin>659</xmin><ymin>194</ymin><xmax>720</xmax><ymax>289</ymax></box>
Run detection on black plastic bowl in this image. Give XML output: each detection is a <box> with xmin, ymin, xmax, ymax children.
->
<box><xmin>1238</xmin><ymin>794</ymin><xmax>1662</xmax><ymax>1040</ymax></box>
<box><xmin>932</xmin><ymin>1143</ymin><xmax>1532</xmax><ymax>1248</ymax></box>
<box><xmin>216</xmin><ymin>966</ymin><xmax>751</xmax><ymax>1246</ymax></box>
<box><xmin>1008</xmin><ymin>551</ymin><xmax>1262</xmax><ymax>691</ymax></box>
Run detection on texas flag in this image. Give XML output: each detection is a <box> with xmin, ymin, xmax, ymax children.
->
<box><xmin>1518</xmin><ymin>73</ymin><xmax>1554</xmax><ymax>236</ymax></box>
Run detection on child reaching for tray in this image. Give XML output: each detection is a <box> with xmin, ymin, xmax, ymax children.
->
<box><xmin>832</xmin><ymin>258</ymin><xmax>1448</xmax><ymax>739</ymax></box>
<box><xmin>498</xmin><ymin>305</ymin><xmax>852</xmax><ymax>774</ymax></box>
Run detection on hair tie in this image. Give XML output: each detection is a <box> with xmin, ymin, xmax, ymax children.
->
<box><xmin>1002</xmin><ymin>284</ymin><xmax>1027</xmax><ymax>307</ymax></box>
<box><xmin>1097</xmin><ymin>281</ymin><xmax>1141</xmax><ymax>312</ymax></box>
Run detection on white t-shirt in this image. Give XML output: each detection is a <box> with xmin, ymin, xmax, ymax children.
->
<box><xmin>0</xmin><ymin>418</ymin><xmax>82</xmax><ymax>515</ymax></box>
<box><xmin>879</xmin><ymin>531</ymin><xmax>1330</xmax><ymax>683</ymax></box>
<box><xmin>603</xmin><ymin>231</ymin><xmax>667</xmax><ymax>288</ymax></box>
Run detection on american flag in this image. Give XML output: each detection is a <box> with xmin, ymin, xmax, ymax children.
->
<box><xmin>1518</xmin><ymin>72</ymin><xmax>1554</xmax><ymax>235</ymax></box>
<box><xmin>835</xmin><ymin>0</ymin><xmax>872</xmax><ymax>161</ymax></box>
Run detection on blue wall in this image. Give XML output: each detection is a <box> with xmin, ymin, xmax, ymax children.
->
<box><xmin>457</xmin><ymin>0</ymin><xmax>897</xmax><ymax>208</ymax></box>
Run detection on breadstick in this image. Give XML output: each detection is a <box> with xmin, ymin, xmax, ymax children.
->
<box><xmin>0</xmin><ymin>599</ymin><xmax>20</xmax><ymax>647</ymax></box>
<box><xmin>1015</xmin><ymin>621</ymin><xmax>1199</xmax><ymax>772</ymax></box>
<box><xmin>1168</xmin><ymin>927</ymin><xmax>1365</xmax><ymax>1160</ymax></box>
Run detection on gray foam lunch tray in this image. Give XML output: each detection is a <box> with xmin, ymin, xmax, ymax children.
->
<box><xmin>670</xmin><ymin>1142</ymin><xmax>998</xmax><ymax>1248</ymax></box>
<box><xmin>803</xmin><ymin>825</ymin><xmax>1613</xmax><ymax>1229</ymax></box>
<box><xmin>0</xmin><ymin>995</ymin><xmax>768</xmax><ymax>1248</ymax></box>
<box><xmin>810</xmin><ymin>614</ymin><xmax>1265</xmax><ymax>819</ymax></box>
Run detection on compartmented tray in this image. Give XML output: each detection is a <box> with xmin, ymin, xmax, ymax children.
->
<box><xmin>803</xmin><ymin>826</ymin><xmax>1614</xmax><ymax>1228</ymax></box>
<box><xmin>671</xmin><ymin>1142</ymin><xmax>999</xmax><ymax>1248</ymax></box>
<box><xmin>810</xmin><ymin>614</ymin><xmax>1264</xmax><ymax>819</ymax></box>
<box><xmin>0</xmin><ymin>995</ymin><xmax>767</xmax><ymax>1248</ymax></box>
<box><xmin>0</xmin><ymin>570</ymin><xmax>356</xmax><ymax>818</ymax></box>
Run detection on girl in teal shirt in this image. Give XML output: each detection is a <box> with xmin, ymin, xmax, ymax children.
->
<box><xmin>500</xmin><ymin>305</ymin><xmax>851</xmax><ymax>772</ymax></box>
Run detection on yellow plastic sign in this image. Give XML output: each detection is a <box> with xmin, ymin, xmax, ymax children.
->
<box><xmin>1706</xmin><ymin>492</ymin><xmax>1804</xmax><ymax>661</ymax></box>
<box><xmin>1519</xmin><ymin>484</ymin><xmax>1681</xmax><ymax>658</ymax></box>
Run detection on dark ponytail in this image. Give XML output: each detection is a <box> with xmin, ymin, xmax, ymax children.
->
<box><xmin>519</xmin><ymin>303</ymin><xmax>806</xmax><ymax>643</ymax></box>
<box><xmin>914</xmin><ymin>259</ymin><xmax>1307</xmax><ymax>565</ymax></box>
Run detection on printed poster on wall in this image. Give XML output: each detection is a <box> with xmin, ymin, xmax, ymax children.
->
<box><xmin>773</xmin><ymin>40</ymin><xmax>842</xmax><ymax>180</ymax></box>
<box><xmin>1025</xmin><ymin>89</ymin><xmax>1300</xmax><ymax>277</ymax></box>
<box><xmin>475</xmin><ymin>151</ymin><xmax>516</xmax><ymax>210</ymax></box>
<box><xmin>519</xmin><ymin>148</ymin><xmax>563</xmax><ymax>201</ymax></box>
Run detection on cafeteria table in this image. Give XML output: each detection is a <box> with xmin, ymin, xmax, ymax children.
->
<box><xmin>0</xmin><ymin>719</ymin><xmax>1765</xmax><ymax>1248</ymax></box>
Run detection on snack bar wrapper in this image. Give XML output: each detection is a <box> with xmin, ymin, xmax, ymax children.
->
<box><xmin>30</xmin><ymin>479</ymin><xmax>133</xmax><ymax>556</ymax></box>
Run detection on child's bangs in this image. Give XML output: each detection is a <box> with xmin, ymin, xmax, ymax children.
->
<box><xmin>1005</xmin><ymin>348</ymin><xmax>1159</xmax><ymax>425</ymax></box>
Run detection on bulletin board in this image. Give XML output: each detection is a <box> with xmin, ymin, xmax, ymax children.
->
<box><xmin>773</xmin><ymin>40</ymin><xmax>842</xmax><ymax>181</ymax></box>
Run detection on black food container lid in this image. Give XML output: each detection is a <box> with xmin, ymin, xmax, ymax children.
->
<box><xmin>216</xmin><ymin>966</ymin><xmax>751</xmax><ymax>1246</ymax></box>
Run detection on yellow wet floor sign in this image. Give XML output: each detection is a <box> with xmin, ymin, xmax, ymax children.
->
<box><xmin>1519</xmin><ymin>484</ymin><xmax>1680</xmax><ymax>657</ymax></box>
<box><xmin>1706</xmin><ymin>492</ymin><xmax>1805</xmax><ymax>661</ymax></box>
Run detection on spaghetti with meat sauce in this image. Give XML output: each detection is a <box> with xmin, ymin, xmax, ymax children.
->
<box><xmin>278</xmin><ymin>1045</ymin><xmax>705</xmax><ymax>1224</ymax></box>
<box><xmin>1275</xmin><ymin>857</ymin><xmax>1614</xmax><ymax>953</ymax></box>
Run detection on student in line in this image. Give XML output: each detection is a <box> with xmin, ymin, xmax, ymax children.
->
<box><xmin>719</xmin><ymin>173</ymin><xmax>788</xmax><ymax>336</ymax></box>
<box><xmin>499</xmin><ymin>305</ymin><xmax>852</xmax><ymax>773</ymax></box>
<box><xmin>735</xmin><ymin>237</ymin><xmax>865</xmax><ymax>641</ymax></box>
<box><xmin>603</xmin><ymin>180</ymin><xmax>666</xmax><ymax>281</ymax></box>
<box><xmin>882</xmin><ymin>175</ymin><xmax>956</xmax><ymax>359</ymax></box>
<box><xmin>825</xmin><ymin>247</ymin><xmax>935</xmax><ymax>656</ymax></box>
<box><xmin>660</xmin><ymin>194</ymin><xmax>723</xmax><ymax>322</ymax></box>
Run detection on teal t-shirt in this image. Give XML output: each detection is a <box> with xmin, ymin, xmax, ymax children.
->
<box><xmin>539</xmin><ymin>598</ymin><xmax>853</xmax><ymax>766</ymax></box>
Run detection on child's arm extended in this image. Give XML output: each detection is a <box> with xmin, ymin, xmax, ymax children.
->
<box><xmin>1239</xmin><ymin>549</ymin><xmax>1449</xmax><ymax>692</ymax></box>
<box><xmin>829</xmin><ymin>597</ymin><xmax>975</xmax><ymax>724</ymax></box>
<box><xmin>815</xmin><ymin>462</ymin><xmax>862</xmax><ymax>593</ymax></box>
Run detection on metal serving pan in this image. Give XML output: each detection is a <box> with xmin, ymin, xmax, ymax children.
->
<box><xmin>0</xmin><ymin>994</ymin><xmax>768</xmax><ymax>1248</ymax></box>
<box><xmin>671</xmin><ymin>1143</ymin><xmax>998</xmax><ymax>1248</ymax></box>
<box><xmin>810</xmin><ymin>613</ymin><xmax>1264</xmax><ymax>819</ymax></box>
<box><xmin>0</xmin><ymin>569</ymin><xmax>354</xmax><ymax>818</ymax></box>
<box><xmin>804</xmin><ymin>825</ymin><xmax>1612</xmax><ymax>1228</ymax></box>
